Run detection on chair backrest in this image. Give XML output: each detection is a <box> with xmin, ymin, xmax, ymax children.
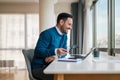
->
<box><xmin>22</xmin><ymin>49</ymin><xmax>37</xmax><ymax>80</ymax></box>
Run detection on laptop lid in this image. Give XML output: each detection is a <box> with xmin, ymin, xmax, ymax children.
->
<box><xmin>69</xmin><ymin>46</ymin><xmax>95</xmax><ymax>59</ymax></box>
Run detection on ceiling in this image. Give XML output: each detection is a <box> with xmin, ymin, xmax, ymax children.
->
<box><xmin>0</xmin><ymin>0</ymin><xmax>78</xmax><ymax>3</ymax></box>
<box><xmin>0</xmin><ymin>0</ymin><xmax>39</xmax><ymax>3</ymax></box>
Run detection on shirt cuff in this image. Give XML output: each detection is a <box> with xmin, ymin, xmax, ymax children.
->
<box><xmin>55</xmin><ymin>48</ymin><xmax>58</xmax><ymax>57</ymax></box>
<box><xmin>55</xmin><ymin>48</ymin><xmax>67</xmax><ymax>58</ymax></box>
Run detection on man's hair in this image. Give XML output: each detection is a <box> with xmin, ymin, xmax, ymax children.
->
<box><xmin>57</xmin><ymin>13</ymin><xmax>73</xmax><ymax>24</ymax></box>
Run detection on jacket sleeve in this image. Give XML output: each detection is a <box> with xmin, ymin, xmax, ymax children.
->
<box><xmin>34</xmin><ymin>31</ymin><xmax>55</xmax><ymax>58</ymax></box>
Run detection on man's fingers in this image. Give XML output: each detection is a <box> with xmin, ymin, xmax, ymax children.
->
<box><xmin>57</xmin><ymin>48</ymin><xmax>69</xmax><ymax>56</ymax></box>
<box><xmin>62</xmin><ymin>49</ymin><xmax>68</xmax><ymax>53</ymax></box>
<box><xmin>45</xmin><ymin>56</ymin><xmax>55</xmax><ymax>63</ymax></box>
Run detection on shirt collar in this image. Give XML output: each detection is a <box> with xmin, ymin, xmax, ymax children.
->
<box><xmin>55</xmin><ymin>26</ymin><xmax>63</xmax><ymax>35</ymax></box>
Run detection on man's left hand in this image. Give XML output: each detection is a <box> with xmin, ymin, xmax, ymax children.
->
<box><xmin>45</xmin><ymin>56</ymin><xmax>55</xmax><ymax>63</ymax></box>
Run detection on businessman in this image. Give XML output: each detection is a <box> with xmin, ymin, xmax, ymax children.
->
<box><xmin>32</xmin><ymin>12</ymin><xmax>73</xmax><ymax>80</ymax></box>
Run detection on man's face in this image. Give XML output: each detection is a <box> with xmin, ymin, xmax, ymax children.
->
<box><xmin>60</xmin><ymin>18</ymin><xmax>73</xmax><ymax>34</ymax></box>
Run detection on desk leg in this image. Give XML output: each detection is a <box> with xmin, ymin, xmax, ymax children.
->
<box><xmin>54</xmin><ymin>74</ymin><xmax>64</xmax><ymax>80</ymax></box>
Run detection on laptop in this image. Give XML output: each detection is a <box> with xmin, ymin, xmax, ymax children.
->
<box><xmin>68</xmin><ymin>45</ymin><xmax>95</xmax><ymax>60</ymax></box>
<box><xmin>58</xmin><ymin>46</ymin><xmax>95</xmax><ymax>62</ymax></box>
<box><xmin>68</xmin><ymin>48</ymin><xmax>94</xmax><ymax>60</ymax></box>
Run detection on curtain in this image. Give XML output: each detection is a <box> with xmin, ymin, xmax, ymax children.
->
<box><xmin>71</xmin><ymin>0</ymin><xmax>84</xmax><ymax>54</ymax></box>
<box><xmin>71</xmin><ymin>0</ymin><xmax>93</xmax><ymax>54</ymax></box>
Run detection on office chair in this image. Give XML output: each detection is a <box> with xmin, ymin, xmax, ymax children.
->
<box><xmin>22</xmin><ymin>49</ymin><xmax>38</xmax><ymax>80</ymax></box>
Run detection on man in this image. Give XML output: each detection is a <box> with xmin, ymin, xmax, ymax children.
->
<box><xmin>32</xmin><ymin>12</ymin><xmax>73</xmax><ymax>80</ymax></box>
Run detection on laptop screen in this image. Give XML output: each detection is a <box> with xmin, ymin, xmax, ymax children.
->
<box><xmin>69</xmin><ymin>46</ymin><xmax>95</xmax><ymax>59</ymax></box>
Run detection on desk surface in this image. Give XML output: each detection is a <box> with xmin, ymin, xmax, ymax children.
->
<box><xmin>44</xmin><ymin>52</ymin><xmax>120</xmax><ymax>74</ymax></box>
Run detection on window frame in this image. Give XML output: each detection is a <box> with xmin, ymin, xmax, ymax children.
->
<box><xmin>92</xmin><ymin>0</ymin><xmax>120</xmax><ymax>55</ymax></box>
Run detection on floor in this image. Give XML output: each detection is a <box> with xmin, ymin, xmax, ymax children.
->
<box><xmin>0</xmin><ymin>69</ymin><xmax>29</xmax><ymax>80</ymax></box>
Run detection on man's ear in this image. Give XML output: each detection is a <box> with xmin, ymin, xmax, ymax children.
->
<box><xmin>60</xmin><ymin>19</ymin><xmax>64</xmax><ymax>25</ymax></box>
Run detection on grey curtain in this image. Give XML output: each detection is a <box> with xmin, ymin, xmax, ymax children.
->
<box><xmin>71</xmin><ymin>0</ymin><xmax>84</xmax><ymax>54</ymax></box>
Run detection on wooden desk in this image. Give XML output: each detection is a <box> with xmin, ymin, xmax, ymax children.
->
<box><xmin>44</xmin><ymin>53</ymin><xmax>120</xmax><ymax>80</ymax></box>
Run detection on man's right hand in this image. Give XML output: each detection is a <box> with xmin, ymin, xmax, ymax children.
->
<box><xmin>57</xmin><ymin>48</ymin><xmax>68</xmax><ymax>56</ymax></box>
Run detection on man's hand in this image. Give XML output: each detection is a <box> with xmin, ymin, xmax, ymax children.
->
<box><xmin>57</xmin><ymin>48</ymin><xmax>68</xmax><ymax>56</ymax></box>
<box><xmin>45</xmin><ymin>56</ymin><xmax>55</xmax><ymax>63</ymax></box>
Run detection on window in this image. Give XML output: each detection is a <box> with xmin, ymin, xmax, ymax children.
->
<box><xmin>96</xmin><ymin>0</ymin><xmax>108</xmax><ymax>48</ymax></box>
<box><xmin>0</xmin><ymin>14</ymin><xmax>25</xmax><ymax>48</ymax></box>
<box><xmin>26</xmin><ymin>14</ymin><xmax>39</xmax><ymax>49</ymax></box>
<box><xmin>0</xmin><ymin>14</ymin><xmax>39</xmax><ymax>49</ymax></box>
<box><xmin>94</xmin><ymin>0</ymin><xmax>120</xmax><ymax>56</ymax></box>
<box><xmin>88</xmin><ymin>9</ymin><xmax>93</xmax><ymax>50</ymax></box>
<box><xmin>115</xmin><ymin>0</ymin><xmax>120</xmax><ymax>48</ymax></box>
<box><xmin>0</xmin><ymin>14</ymin><xmax>39</xmax><ymax>69</ymax></box>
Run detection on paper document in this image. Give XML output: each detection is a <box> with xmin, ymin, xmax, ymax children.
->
<box><xmin>58</xmin><ymin>58</ymin><xmax>82</xmax><ymax>62</ymax></box>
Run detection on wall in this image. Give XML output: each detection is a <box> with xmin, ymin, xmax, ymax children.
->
<box><xmin>0</xmin><ymin>2</ymin><xmax>39</xmax><ymax>13</ymax></box>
